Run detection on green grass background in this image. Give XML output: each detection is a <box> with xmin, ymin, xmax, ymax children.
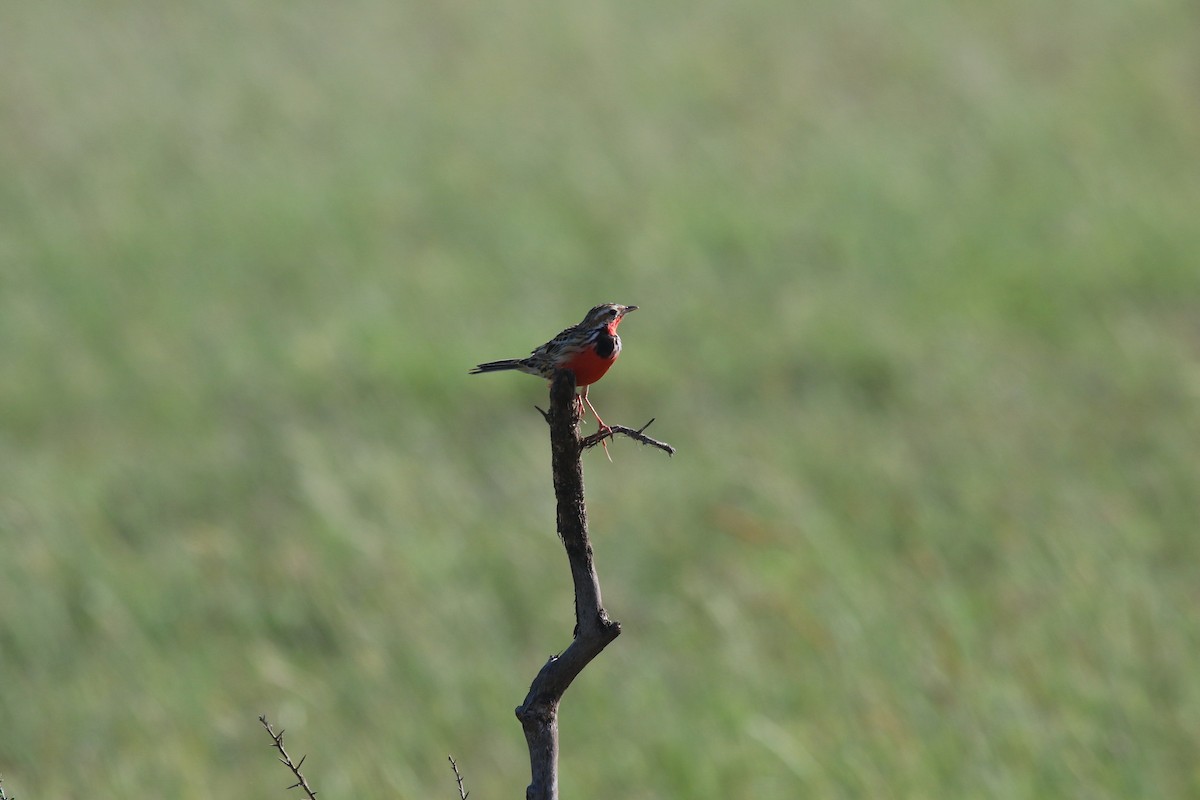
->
<box><xmin>3</xmin><ymin>0</ymin><xmax>1199</xmax><ymax>797</ymax></box>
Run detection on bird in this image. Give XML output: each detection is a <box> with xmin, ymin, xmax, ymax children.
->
<box><xmin>469</xmin><ymin>303</ymin><xmax>638</xmax><ymax>431</ymax></box>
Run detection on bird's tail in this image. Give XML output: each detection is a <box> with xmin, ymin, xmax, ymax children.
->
<box><xmin>469</xmin><ymin>359</ymin><xmax>525</xmax><ymax>375</ymax></box>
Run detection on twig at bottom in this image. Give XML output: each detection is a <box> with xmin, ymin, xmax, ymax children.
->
<box><xmin>447</xmin><ymin>755</ymin><xmax>470</xmax><ymax>800</ymax></box>
<box><xmin>259</xmin><ymin>714</ymin><xmax>319</xmax><ymax>799</ymax></box>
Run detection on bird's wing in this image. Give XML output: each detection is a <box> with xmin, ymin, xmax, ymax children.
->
<box><xmin>524</xmin><ymin>324</ymin><xmax>590</xmax><ymax>371</ymax></box>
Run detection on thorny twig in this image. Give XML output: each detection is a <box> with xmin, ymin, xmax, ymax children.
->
<box><xmin>535</xmin><ymin>405</ymin><xmax>676</xmax><ymax>458</ymax></box>
<box><xmin>447</xmin><ymin>755</ymin><xmax>470</xmax><ymax>800</ymax></box>
<box><xmin>259</xmin><ymin>714</ymin><xmax>319</xmax><ymax>799</ymax></box>
<box><xmin>581</xmin><ymin>419</ymin><xmax>676</xmax><ymax>456</ymax></box>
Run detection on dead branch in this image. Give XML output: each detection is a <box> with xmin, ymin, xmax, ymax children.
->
<box><xmin>514</xmin><ymin>369</ymin><xmax>673</xmax><ymax>800</ymax></box>
<box><xmin>259</xmin><ymin>714</ymin><xmax>319</xmax><ymax>799</ymax></box>
<box><xmin>447</xmin><ymin>755</ymin><xmax>469</xmax><ymax>799</ymax></box>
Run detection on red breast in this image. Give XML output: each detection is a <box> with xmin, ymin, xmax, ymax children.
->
<box><xmin>562</xmin><ymin>346</ymin><xmax>617</xmax><ymax>387</ymax></box>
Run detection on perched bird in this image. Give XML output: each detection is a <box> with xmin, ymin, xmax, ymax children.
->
<box><xmin>469</xmin><ymin>303</ymin><xmax>638</xmax><ymax>430</ymax></box>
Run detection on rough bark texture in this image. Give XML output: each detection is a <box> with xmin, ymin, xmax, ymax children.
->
<box><xmin>514</xmin><ymin>370</ymin><xmax>622</xmax><ymax>800</ymax></box>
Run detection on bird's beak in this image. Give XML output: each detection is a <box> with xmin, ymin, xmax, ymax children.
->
<box><xmin>620</xmin><ymin>305</ymin><xmax>639</xmax><ymax>316</ymax></box>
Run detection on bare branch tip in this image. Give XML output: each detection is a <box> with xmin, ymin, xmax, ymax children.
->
<box><xmin>579</xmin><ymin>420</ymin><xmax>675</xmax><ymax>456</ymax></box>
<box><xmin>448</xmin><ymin>753</ymin><xmax>469</xmax><ymax>800</ymax></box>
<box><xmin>259</xmin><ymin>714</ymin><xmax>319</xmax><ymax>800</ymax></box>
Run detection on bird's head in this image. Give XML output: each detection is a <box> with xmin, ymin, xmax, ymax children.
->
<box><xmin>582</xmin><ymin>303</ymin><xmax>638</xmax><ymax>332</ymax></box>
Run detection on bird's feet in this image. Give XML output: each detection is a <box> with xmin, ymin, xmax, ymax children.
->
<box><xmin>578</xmin><ymin>389</ymin><xmax>614</xmax><ymax>460</ymax></box>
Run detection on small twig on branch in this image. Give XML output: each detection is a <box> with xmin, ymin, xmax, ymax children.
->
<box><xmin>0</xmin><ymin>773</ymin><xmax>13</xmax><ymax>800</ymax></box>
<box><xmin>581</xmin><ymin>418</ymin><xmax>676</xmax><ymax>456</ymax></box>
<box><xmin>259</xmin><ymin>714</ymin><xmax>319</xmax><ymax>799</ymax></box>
<box><xmin>538</xmin><ymin>403</ymin><xmax>676</xmax><ymax>457</ymax></box>
<box><xmin>447</xmin><ymin>755</ymin><xmax>470</xmax><ymax>800</ymax></box>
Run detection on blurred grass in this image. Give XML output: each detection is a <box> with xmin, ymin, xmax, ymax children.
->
<box><xmin>2</xmin><ymin>0</ymin><xmax>1199</xmax><ymax>797</ymax></box>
